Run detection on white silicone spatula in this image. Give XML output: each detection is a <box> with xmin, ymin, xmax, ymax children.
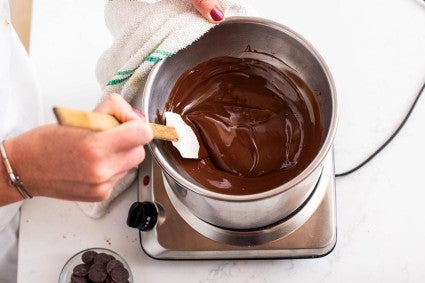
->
<box><xmin>53</xmin><ymin>107</ymin><xmax>200</xmax><ymax>159</ymax></box>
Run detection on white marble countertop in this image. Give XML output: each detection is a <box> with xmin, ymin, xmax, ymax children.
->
<box><xmin>18</xmin><ymin>0</ymin><xmax>425</xmax><ymax>282</ymax></box>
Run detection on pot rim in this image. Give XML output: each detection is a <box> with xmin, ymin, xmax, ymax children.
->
<box><xmin>143</xmin><ymin>16</ymin><xmax>338</xmax><ymax>202</ymax></box>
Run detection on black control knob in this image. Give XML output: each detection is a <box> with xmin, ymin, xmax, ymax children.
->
<box><xmin>127</xmin><ymin>202</ymin><xmax>158</xmax><ymax>231</ymax></box>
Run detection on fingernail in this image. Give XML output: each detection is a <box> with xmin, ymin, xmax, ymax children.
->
<box><xmin>133</xmin><ymin>108</ymin><xmax>145</xmax><ymax>118</ymax></box>
<box><xmin>210</xmin><ymin>6</ymin><xmax>224</xmax><ymax>22</ymax></box>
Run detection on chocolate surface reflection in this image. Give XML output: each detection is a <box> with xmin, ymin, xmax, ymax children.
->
<box><xmin>164</xmin><ymin>56</ymin><xmax>322</xmax><ymax>195</ymax></box>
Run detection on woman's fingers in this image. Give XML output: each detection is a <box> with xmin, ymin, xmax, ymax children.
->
<box><xmin>94</xmin><ymin>93</ymin><xmax>141</xmax><ymax>123</ymax></box>
<box><xmin>97</xmin><ymin>119</ymin><xmax>153</xmax><ymax>151</ymax></box>
<box><xmin>94</xmin><ymin>93</ymin><xmax>154</xmax><ymax>149</ymax></box>
<box><xmin>190</xmin><ymin>0</ymin><xmax>224</xmax><ymax>23</ymax></box>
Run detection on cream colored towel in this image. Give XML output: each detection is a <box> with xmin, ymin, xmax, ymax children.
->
<box><xmin>77</xmin><ymin>0</ymin><xmax>254</xmax><ymax>218</ymax></box>
<box><xmin>97</xmin><ymin>0</ymin><xmax>254</xmax><ymax>103</ymax></box>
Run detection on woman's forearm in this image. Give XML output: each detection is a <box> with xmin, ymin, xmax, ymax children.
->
<box><xmin>0</xmin><ymin>94</ymin><xmax>153</xmax><ymax>207</ymax></box>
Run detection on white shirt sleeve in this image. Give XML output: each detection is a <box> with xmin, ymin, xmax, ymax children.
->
<box><xmin>0</xmin><ymin>0</ymin><xmax>42</xmax><ymax>229</ymax></box>
<box><xmin>0</xmin><ymin>0</ymin><xmax>41</xmax><ymax>281</ymax></box>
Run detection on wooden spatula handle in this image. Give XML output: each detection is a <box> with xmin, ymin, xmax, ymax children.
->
<box><xmin>149</xmin><ymin>123</ymin><xmax>178</xmax><ymax>142</ymax></box>
<box><xmin>53</xmin><ymin>107</ymin><xmax>179</xmax><ymax>142</ymax></box>
<box><xmin>53</xmin><ymin>107</ymin><xmax>120</xmax><ymax>131</ymax></box>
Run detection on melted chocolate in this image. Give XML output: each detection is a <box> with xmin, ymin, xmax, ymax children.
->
<box><xmin>164</xmin><ymin>56</ymin><xmax>322</xmax><ymax>195</ymax></box>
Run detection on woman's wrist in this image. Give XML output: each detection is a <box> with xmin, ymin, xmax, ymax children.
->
<box><xmin>1</xmin><ymin>140</ymin><xmax>33</xmax><ymax>199</ymax></box>
<box><xmin>0</xmin><ymin>140</ymin><xmax>27</xmax><ymax>205</ymax></box>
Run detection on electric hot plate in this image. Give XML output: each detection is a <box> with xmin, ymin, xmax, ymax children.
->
<box><xmin>127</xmin><ymin>151</ymin><xmax>336</xmax><ymax>259</ymax></box>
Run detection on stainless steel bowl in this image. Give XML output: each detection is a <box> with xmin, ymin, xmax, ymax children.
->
<box><xmin>141</xmin><ymin>17</ymin><xmax>338</xmax><ymax>229</ymax></box>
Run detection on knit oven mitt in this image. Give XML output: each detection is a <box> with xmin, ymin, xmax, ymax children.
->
<box><xmin>77</xmin><ymin>0</ymin><xmax>255</xmax><ymax>218</ymax></box>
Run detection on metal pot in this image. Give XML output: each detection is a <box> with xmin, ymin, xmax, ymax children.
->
<box><xmin>141</xmin><ymin>17</ymin><xmax>338</xmax><ymax>229</ymax></box>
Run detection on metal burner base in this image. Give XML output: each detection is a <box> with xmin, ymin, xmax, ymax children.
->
<box><xmin>137</xmin><ymin>152</ymin><xmax>336</xmax><ymax>259</ymax></box>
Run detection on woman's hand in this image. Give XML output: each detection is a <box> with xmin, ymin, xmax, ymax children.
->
<box><xmin>3</xmin><ymin>94</ymin><xmax>153</xmax><ymax>203</ymax></box>
<box><xmin>189</xmin><ymin>0</ymin><xmax>224</xmax><ymax>23</ymax></box>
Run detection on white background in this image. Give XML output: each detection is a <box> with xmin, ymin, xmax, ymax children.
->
<box><xmin>19</xmin><ymin>0</ymin><xmax>425</xmax><ymax>282</ymax></box>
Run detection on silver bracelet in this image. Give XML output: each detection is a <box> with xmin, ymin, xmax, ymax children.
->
<box><xmin>0</xmin><ymin>140</ymin><xmax>32</xmax><ymax>199</ymax></box>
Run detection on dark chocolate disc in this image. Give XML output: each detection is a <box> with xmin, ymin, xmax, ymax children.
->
<box><xmin>88</xmin><ymin>263</ymin><xmax>108</xmax><ymax>282</ymax></box>
<box><xmin>72</xmin><ymin>263</ymin><xmax>90</xmax><ymax>277</ymax></box>
<box><xmin>70</xmin><ymin>273</ymin><xmax>88</xmax><ymax>283</ymax></box>
<box><xmin>110</xmin><ymin>266</ymin><xmax>130</xmax><ymax>283</ymax></box>
<box><xmin>106</xmin><ymin>259</ymin><xmax>124</xmax><ymax>274</ymax></box>
<box><xmin>93</xmin><ymin>253</ymin><xmax>113</xmax><ymax>266</ymax></box>
<box><xmin>81</xmin><ymin>250</ymin><xmax>98</xmax><ymax>265</ymax></box>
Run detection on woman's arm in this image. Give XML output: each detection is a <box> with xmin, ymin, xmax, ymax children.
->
<box><xmin>0</xmin><ymin>93</ymin><xmax>153</xmax><ymax>206</ymax></box>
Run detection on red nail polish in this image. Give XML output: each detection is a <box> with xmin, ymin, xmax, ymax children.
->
<box><xmin>210</xmin><ymin>7</ymin><xmax>224</xmax><ymax>22</ymax></box>
<box><xmin>133</xmin><ymin>108</ymin><xmax>145</xmax><ymax>118</ymax></box>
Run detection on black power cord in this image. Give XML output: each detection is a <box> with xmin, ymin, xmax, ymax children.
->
<box><xmin>335</xmin><ymin>79</ymin><xmax>425</xmax><ymax>177</ymax></box>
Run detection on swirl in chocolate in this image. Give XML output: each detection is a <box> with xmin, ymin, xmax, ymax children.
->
<box><xmin>165</xmin><ymin>56</ymin><xmax>322</xmax><ymax>195</ymax></box>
